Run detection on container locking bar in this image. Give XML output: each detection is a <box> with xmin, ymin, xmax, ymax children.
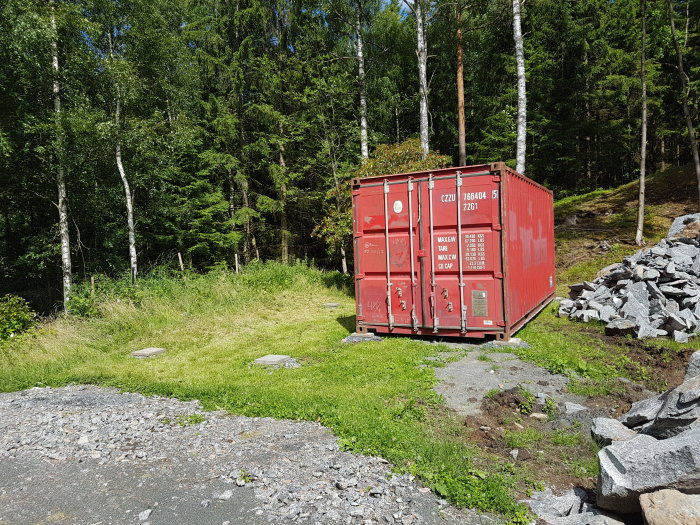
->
<box><xmin>428</xmin><ymin>174</ymin><xmax>439</xmax><ymax>332</ymax></box>
<box><xmin>455</xmin><ymin>171</ymin><xmax>467</xmax><ymax>333</ymax></box>
<box><xmin>407</xmin><ymin>178</ymin><xmax>419</xmax><ymax>331</ymax></box>
<box><xmin>382</xmin><ymin>179</ymin><xmax>394</xmax><ymax>330</ymax></box>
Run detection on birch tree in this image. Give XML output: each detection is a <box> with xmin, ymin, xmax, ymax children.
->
<box><xmin>107</xmin><ymin>31</ymin><xmax>138</xmax><ymax>280</ymax></box>
<box><xmin>636</xmin><ymin>0</ymin><xmax>648</xmax><ymax>246</ymax></box>
<box><xmin>512</xmin><ymin>0</ymin><xmax>526</xmax><ymax>174</ymax></box>
<box><xmin>404</xmin><ymin>0</ymin><xmax>430</xmax><ymax>159</ymax></box>
<box><xmin>667</xmin><ymin>0</ymin><xmax>700</xmax><ymax>207</ymax></box>
<box><xmin>354</xmin><ymin>0</ymin><xmax>369</xmax><ymax>163</ymax></box>
<box><xmin>50</xmin><ymin>0</ymin><xmax>72</xmax><ymax>310</ymax></box>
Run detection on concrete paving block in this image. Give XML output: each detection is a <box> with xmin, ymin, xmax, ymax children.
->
<box><xmin>131</xmin><ymin>347</ymin><xmax>166</xmax><ymax>358</ymax></box>
<box><xmin>254</xmin><ymin>354</ymin><xmax>293</xmax><ymax>367</ymax></box>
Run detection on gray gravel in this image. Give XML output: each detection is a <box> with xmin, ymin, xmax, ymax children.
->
<box><xmin>0</xmin><ymin>385</ymin><xmax>499</xmax><ymax>525</ymax></box>
<box><xmin>432</xmin><ymin>346</ymin><xmax>586</xmax><ymax>417</ymax></box>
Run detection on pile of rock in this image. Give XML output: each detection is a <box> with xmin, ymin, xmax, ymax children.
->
<box><xmin>592</xmin><ymin>351</ymin><xmax>700</xmax><ymax>522</ymax></box>
<box><xmin>559</xmin><ymin>214</ymin><xmax>700</xmax><ymax>341</ymax></box>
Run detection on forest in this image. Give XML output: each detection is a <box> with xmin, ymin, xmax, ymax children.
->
<box><xmin>1</xmin><ymin>0</ymin><xmax>699</xmax><ymax>311</ymax></box>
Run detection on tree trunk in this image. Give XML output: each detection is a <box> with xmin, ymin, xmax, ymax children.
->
<box><xmin>328</xmin><ymin>137</ymin><xmax>349</xmax><ymax>275</ymax></box>
<box><xmin>354</xmin><ymin>1</ymin><xmax>369</xmax><ymax>163</ymax></box>
<box><xmin>340</xmin><ymin>246</ymin><xmax>348</xmax><ymax>275</ymax></box>
<box><xmin>661</xmin><ymin>135</ymin><xmax>666</xmax><ymax>171</ymax></box>
<box><xmin>395</xmin><ymin>106</ymin><xmax>400</xmax><ymax>144</ymax></box>
<box><xmin>512</xmin><ymin>0</ymin><xmax>527</xmax><ymax>174</ymax></box>
<box><xmin>115</xmin><ymin>93</ymin><xmax>138</xmax><ymax>280</ymax></box>
<box><xmin>584</xmin><ymin>44</ymin><xmax>592</xmax><ymax>180</ymax></box>
<box><xmin>227</xmin><ymin>170</ymin><xmax>237</xmax><ymax>265</ymax></box>
<box><xmin>456</xmin><ymin>6</ymin><xmax>466</xmax><ymax>166</ymax></box>
<box><xmin>240</xmin><ymin>177</ymin><xmax>252</xmax><ymax>263</ymax></box>
<box><xmin>667</xmin><ymin>0</ymin><xmax>700</xmax><ymax>207</ymax></box>
<box><xmin>415</xmin><ymin>0</ymin><xmax>429</xmax><ymax>159</ymax></box>
<box><xmin>636</xmin><ymin>0</ymin><xmax>648</xmax><ymax>246</ymax></box>
<box><xmin>278</xmin><ymin>128</ymin><xmax>289</xmax><ymax>264</ymax></box>
<box><xmin>51</xmin><ymin>2</ymin><xmax>72</xmax><ymax>311</ymax></box>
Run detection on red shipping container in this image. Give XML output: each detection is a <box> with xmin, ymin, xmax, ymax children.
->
<box><xmin>352</xmin><ymin>162</ymin><xmax>555</xmax><ymax>340</ymax></box>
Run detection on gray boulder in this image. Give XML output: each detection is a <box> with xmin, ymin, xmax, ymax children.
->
<box><xmin>597</xmin><ymin>427</ymin><xmax>700</xmax><ymax>513</ymax></box>
<box><xmin>523</xmin><ymin>487</ymin><xmax>585</xmax><ymax>519</ymax></box>
<box><xmin>540</xmin><ymin>512</ymin><xmax>625</xmax><ymax>525</ymax></box>
<box><xmin>639</xmin><ymin>489</ymin><xmax>700</xmax><ymax>525</ymax></box>
<box><xmin>523</xmin><ymin>488</ymin><xmax>624</xmax><ymax>525</ymax></box>
<box><xmin>669</xmin><ymin>214</ymin><xmax>700</xmax><ymax>238</ymax></box>
<box><xmin>604</xmin><ymin>319</ymin><xmax>636</xmax><ymax>337</ymax></box>
<box><xmin>686</xmin><ymin>350</ymin><xmax>700</xmax><ymax>381</ymax></box>
<box><xmin>619</xmin><ymin>392</ymin><xmax>669</xmax><ymax>428</ymax></box>
<box><xmin>590</xmin><ymin>418</ymin><xmax>637</xmax><ymax>447</ymax></box>
<box><xmin>640</xmin><ymin>375</ymin><xmax>700</xmax><ymax>438</ymax></box>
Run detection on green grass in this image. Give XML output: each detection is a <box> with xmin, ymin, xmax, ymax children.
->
<box><xmin>503</xmin><ymin>428</ymin><xmax>543</xmax><ymax>449</ymax></box>
<box><xmin>0</xmin><ymin>262</ymin><xmax>531</xmax><ymax>523</ymax></box>
<box><xmin>553</xmin><ymin>188</ymin><xmax>614</xmax><ymax>220</ymax></box>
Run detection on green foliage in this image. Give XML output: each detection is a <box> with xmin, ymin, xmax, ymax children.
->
<box><xmin>0</xmin><ymin>295</ymin><xmax>34</xmax><ymax>341</ymax></box>
<box><xmin>2</xmin><ymin>0</ymin><xmax>700</xmax><ymax>304</ymax></box>
<box><xmin>354</xmin><ymin>139</ymin><xmax>451</xmax><ymax>179</ymax></box>
<box><xmin>542</xmin><ymin>397</ymin><xmax>557</xmax><ymax>419</ymax></box>
<box><xmin>516</xmin><ymin>386</ymin><xmax>536</xmax><ymax>415</ymax></box>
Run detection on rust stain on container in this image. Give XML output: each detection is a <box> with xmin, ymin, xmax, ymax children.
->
<box><xmin>352</xmin><ymin>162</ymin><xmax>555</xmax><ymax>340</ymax></box>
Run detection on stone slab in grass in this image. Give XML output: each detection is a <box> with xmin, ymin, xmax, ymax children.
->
<box><xmin>131</xmin><ymin>347</ymin><xmax>166</xmax><ymax>359</ymax></box>
<box><xmin>324</xmin><ymin>303</ymin><xmax>340</xmax><ymax>308</ymax></box>
<box><xmin>342</xmin><ymin>332</ymin><xmax>383</xmax><ymax>343</ymax></box>
<box><xmin>253</xmin><ymin>354</ymin><xmax>300</xmax><ymax>368</ymax></box>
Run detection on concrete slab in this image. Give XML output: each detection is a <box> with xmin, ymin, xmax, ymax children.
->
<box><xmin>342</xmin><ymin>332</ymin><xmax>383</xmax><ymax>343</ymax></box>
<box><xmin>130</xmin><ymin>347</ymin><xmax>166</xmax><ymax>359</ymax></box>
<box><xmin>253</xmin><ymin>354</ymin><xmax>293</xmax><ymax>367</ymax></box>
<box><xmin>324</xmin><ymin>303</ymin><xmax>340</xmax><ymax>308</ymax></box>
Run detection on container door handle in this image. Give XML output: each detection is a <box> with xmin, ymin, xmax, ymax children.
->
<box><xmin>455</xmin><ymin>171</ymin><xmax>467</xmax><ymax>334</ymax></box>
<box><xmin>383</xmin><ymin>179</ymin><xmax>394</xmax><ymax>330</ymax></box>
<box><xmin>407</xmin><ymin>177</ymin><xmax>418</xmax><ymax>332</ymax></box>
<box><xmin>428</xmin><ymin>173</ymin><xmax>439</xmax><ymax>333</ymax></box>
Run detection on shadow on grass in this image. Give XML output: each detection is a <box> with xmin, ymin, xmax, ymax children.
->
<box><xmin>336</xmin><ymin>315</ymin><xmax>356</xmax><ymax>333</ymax></box>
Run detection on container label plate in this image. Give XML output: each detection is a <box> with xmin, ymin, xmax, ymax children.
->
<box><xmin>472</xmin><ymin>290</ymin><xmax>488</xmax><ymax>317</ymax></box>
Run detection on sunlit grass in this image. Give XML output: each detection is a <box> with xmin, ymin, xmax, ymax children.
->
<box><xmin>0</xmin><ymin>262</ymin><xmax>532</xmax><ymax>522</ymax></box>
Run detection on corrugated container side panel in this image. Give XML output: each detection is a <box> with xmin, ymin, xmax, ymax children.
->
<box><xmin>502</xmin><ymin>168</ymin><xmax>556</xmax><ymax>328</ymax></box>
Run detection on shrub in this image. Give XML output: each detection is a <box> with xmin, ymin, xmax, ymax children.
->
<box><xmin>0</xmin><ymin>294</ymin><xmax>35</xmax><ymax>340</ymax></box>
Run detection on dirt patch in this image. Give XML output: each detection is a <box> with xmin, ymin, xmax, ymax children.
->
<box><xmin>621</xmin><ymin>340</ymin><xmax>696</xmax><ymax>391</ymax></box>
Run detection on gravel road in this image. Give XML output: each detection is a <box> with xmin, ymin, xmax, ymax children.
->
<box><xmin>0</xmin><ymin>385</ymin><xmax>499</xmax><ymax>525</ymax></box>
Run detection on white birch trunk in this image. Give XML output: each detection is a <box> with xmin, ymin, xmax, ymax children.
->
<box><xmin>668</xmin><ymin>0</ymin><xmax>700</xmax><ymax>207</ymax></box>
<box><xmin>115</xmin><ymin>94</ymin><xmax>138</xmax><ymax>280</ymax></box>
<box><xmin>512</xmin><ymin>0</ymin><xmax>527</xmax><ymax>174</ymax></box>
<box><xmin>415</xmin><ymin>0</ymin><xmax>429</xmax><ymax>159</ymax></box>
<box><xmin>354</xmin><ymin>2</ymin><xmax>369</xmax><ymax>163</ymax></box>
<box><xmin>51</xmin><ymin>2</ymin><xmax>72</xmax><ymax>310</ymax></box>
<box><xmin>636</xmin><ymin>0</ymin><xmax>647</xmax><ymax>246</ymax></box>
<box><xmin>278</xmin><ymin>124</ymin><xmax>289</xmax><ymax>264</ymax></box>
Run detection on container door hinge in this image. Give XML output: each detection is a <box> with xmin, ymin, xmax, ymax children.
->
<box><xmin>497</xmin><ymin>321</ymin><xmax>506</xmax><ymax>327</ymax></box>
<box><xmin>355</xmin><ymin>273</ymin><xmax>365</xmax><ymax>279</ymax></box>
<box><xmin>492</xmin><ymin>176</ymin><xmax>501</xmax><ymax>183</ymax></box>
<box><xmin>494</xmin><ymin>272</ymin><xmax>503</xmax><ymax>279</ymax></box>
<box><xmin>493</xmin><ymin>224</ymin><xmax>502</xmax><ymax>231</ymax></box>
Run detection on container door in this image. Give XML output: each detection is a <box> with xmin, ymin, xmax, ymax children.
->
<box><xmin>422</xmin><ymin>172</ymin><xmax>504</xmax><ymax>333</ymax></box>
<box><xmin>354</xmin><ymin>179</ymin><xmax>422</xmax><ymax>331</ymax></box>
